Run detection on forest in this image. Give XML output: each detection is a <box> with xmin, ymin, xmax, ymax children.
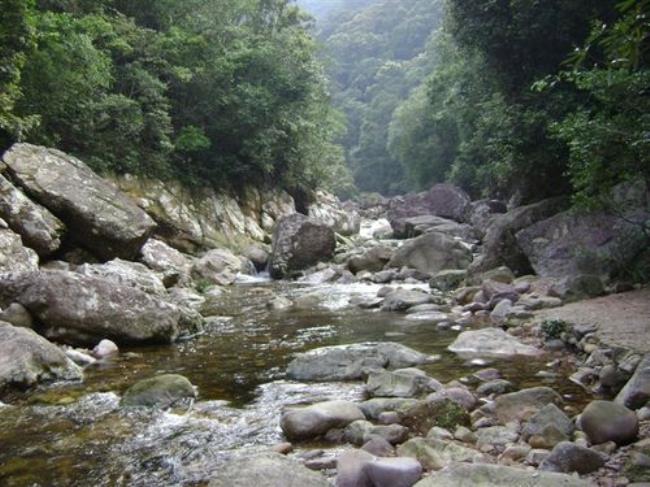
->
<box><xmin>2</xmin><ymin>0</ymin><xmax>649</xmax><ymax>205</ymax></box>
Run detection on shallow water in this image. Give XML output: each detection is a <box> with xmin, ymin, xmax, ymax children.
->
<box><xmin>0</xmin><ymin>281</ymin><xmax>587</xmax><ymax>486</ymax></box>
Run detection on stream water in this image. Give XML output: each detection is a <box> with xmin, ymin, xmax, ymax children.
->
<box><xmin>0</xmin><ymin>280</ymin><xmax>587</xmax><ymax>486</ymax></box>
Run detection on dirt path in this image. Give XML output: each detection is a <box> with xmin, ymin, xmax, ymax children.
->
<box><xmin>535</xmin><ymin>288</ymin><xmax>650</xmax><ymax>354</ymax></box>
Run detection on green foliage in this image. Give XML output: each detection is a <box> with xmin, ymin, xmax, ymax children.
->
<box><xmin>540</xmin><ymin>319</ymin><xmax>571</xmax><ymax>341</ymax></box>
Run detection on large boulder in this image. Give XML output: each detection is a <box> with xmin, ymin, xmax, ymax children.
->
<box><xmin>269</xmin><ymin>214</ymin><xmax>336</xmax><ymax>279</ymax></box>
<box><xmin>493</xmin><ymin>387</ymin><xmax>563</xmax><ymax>423</ymax></box>
<box><xmin>192</xmin><ymin>248</ymin><xmax>250</xmax><ymax>286</ymax></box>
<box><xmin>448</xmin><ymin>328</ymin><xmax>542</xmax><ymax>358</ymax></box>
<box><xmin>516</xmin><ymin>209</ymin><xmax>650</xmax><ymax>279</ymax></box>
<box><xmin>616</xmin><ymin>354</ymin><xmax>650</xmax><ymax>410</ymax></box>
<box><xmin>394</xmin><ymin>215</ymin><xmax>476</xmax><ymax>241</ymax></box>
<box><xmin>0</xmin><ymin>322</ymin><xmax>82</xmax><ymax>391</ymax></box>
<box><xmin>539</xmin><ymin>441</ymin><xmax>605</xmax><ymax>474</ymax></box>
<box><xmin>388</xmin><ymin>184</ymin><xmax>471</xmax><ymax>235</ymax></box>
<box><xmin>0</xmin><ymin>223</ymin><xmax>39</xmax><ymax>272</ymax></box>
<box><xmin>348</xmin><ymin>246</ymin><xmax>393</xmax><ymax>274</ymax></box>
<box><xmin>209</xmin><ymin>453</ymin><xmax>330</xmax><ymax>487</ymax></box>
<box><xmin>468</xmin><ymin>197</ymin><xmax>568</xmax><ymax>276</ymax></box>
<box><xmin>139</xmin><ymin>238</ymin><xmax>193</xmax><ymax>286</ymax></box>
<box><xmin>74</xmin><ymin>259</ymin><xmax>167</xmax><ymax>296</ymax></box>
<box><xmin>286</xmin><ymin>342</ymin><xmax>435</xmax><ymax>382</ymax></box>
<box><xmin>336</xmin><ymin>449</ymin><xmax>423</xmax><ymax>487</ymax></box>
<box><xmin>0</xmin><ymin>173</ymin><xmax>64</xmax><ymax>256</ymax></box>
<box><xmin>387</xmin><ymin>232</ymin><xmax>472</xmax><ymax>275</ymax></box>
<box><xmin>413</xmin><ymin>462</ymin><xmax>589</xmax><ymax>486</ymax></box>
<box><xmin>120</xmin><ymin>374</ymin><xmax>196</xmax><ymax>408</ymax></box>
<box><xmin>0</xmin><ymin>270</ymin><xmax>181</xmax><ymax>345</ymax></box>
<box><xmin>2</xmin><ymin>144</ymin><xmax>155</xmax><ymax>260</ymax></box>
<box><xmin>280</xmin><ymin>400</ymin><xmax>365</xmax><ymax>441</ymax></box>
<box><xmin>308</xmin><ymin>190</ymin><xmax>361</xmax><ymax>236</ymax></box>
<box><xmin>579</xmin><ymin>400</ymin><xmax>638</xmax><ymax>446</ymax></box>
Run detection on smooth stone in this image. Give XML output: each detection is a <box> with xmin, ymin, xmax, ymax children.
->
<box><xmin>448</xmin><ymin>328</ymin><xmax>542</xmax><ymax>358</ymax></box>
<box><xmin>92</xmin><ymin>339</ymin><xmax>119</xmax><ymax>358</ymax></box>
<box><xmin>366</xmin><ymin>369</ymin><xmax>442</xmax><ymax>398</ymax></box>
<box><xmin>336</xmin><ymin>449</ymin><xmax>423</xmax><ymax>487</ymax></box>
<box><xmin>360</xmin><ymin>398</ymin><xmax>419</xmax><ymax>420</ymax></box>
<box><xmin>539</xmin><ymin>441</ymin><xmax>605</xmax><ymax>474</ymax></box>
<box><xmin>280</xmin><ymin>400</ymin><xmax>365</xmax><ymax>441</ymax></box>
<box><xmin>362</xmin><ymin>436</ymin><xmax>396</xmax><ymax>457</ymax></box>
<box><xmin>580</xmin><ymin>400</ymin><xmax>638</xmax><ymax>446</ymax></box>
<box><xmin>120</xmin><ymin>374</ymin><xmax>196</xmax><ymax>408</ymax></box>
<box><xmin>344</xmin><ymin>420</ymin><xmax>409</xmax><ymax>446</ymax></box>
<box><xmin>397</xmin><ymin>437</ymin><xmax>485</xmax><ymax>471</ymax></box>
<box><xmin>617</xmin><ymin>354</ymin><xmax>650</xmax><ymax>410</ymax></box>
<box><xmin>476</xmin><ymin>380</ymin><xmax>513</xmax><ymax>396</ymax></box>
<box><xmin>493</xmin><ymin>387</ymin><xmax>563</xmax><ymax>423</ymax></box>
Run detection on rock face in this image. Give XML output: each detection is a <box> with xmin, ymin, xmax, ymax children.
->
<box><xmin>336</xmin><ymin>449</ymin><xmax>423</xmax><ymax>487</ymax></box>
<box><xmin>616</xmin><ymin>354</ymin><xmax>650</xmax><ymax>410</ymax></box>
<box><xmin>516</xmin><ymin>209</ymin><xmax>650</xmax><ymax>279</ymax></box>
<box><xmin>0</xmin><ymin>224</ymin><xmax>39</xmax><ymax>272</ymax></box>
<box><xmin>280</xmin><ymin>400</ymin><xmax>365</xmax><ymax>441</ymax></box>
<box><xmin>448</xmin><ymin>328</ymin><xmax>542</xmax><ymax>358</ymax></box>
<box><xmin>209</xmin><ymin>453</ymin><xmax>330</xmax><ymax>487</ymax></box>
<box><xmin>308</xmin><ymin>190</ymin><xmax>361</xmax><ymax>236</ymax></box>
<box><xmin>0</xmin><ymin>173</ymin><xmax>64</xmax><ymax>256</ymax></box>
<box><xmin>2</xmin><ymin>144</ymin><xmax>155</xmax><ymax>260</ymax></box>
<box><xmin>0</xmin><ymin>270</ymin><xmax>181</xmax><ymax>345</ymax></box>
<box><xmin>413</xmin><ymin>462</ymin><xmax>589</xmax><ymax>486</ymax></box>
<box><xmin>286</xmin><ymin>342</ymin><xmax>435</xmax><ymax>382</ymax></box>
<box><xmin>269</xmin><ymin>214</ymin><xmax>336</xmax><ymax>279</ymax></box>
<box><xmin>388</xmin><ymin>232</ymin><xmax>472</xmax><ymax>275</ymax></box>
<box><xmin>0</xmin><ymin>322</ymin><xmax>82</xmax><ymax>391</ymax></box>
<box><xmin>580</xmin><ymin>400</ymin><xmax>638</xmax><ymax>446</ymax></box>
<box><xmin>121</xmin><ymin>374</ymin><xmax>196</xmax><ymax>408</ymax></box>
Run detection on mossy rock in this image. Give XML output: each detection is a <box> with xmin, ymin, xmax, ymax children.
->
<box><xmin>120</xmin><ymin>374</ymin><xmax>196</xmax><ymax>408</ymax></box>
<box><xmin>398</xmin><ymin>398</ymin><xmax>470</xmax><ymax>436</ymax></box>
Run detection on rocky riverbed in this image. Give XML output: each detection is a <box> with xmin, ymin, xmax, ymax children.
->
<box><xmin>1</xmin><ymin>143</ymin><xmax>649</xmax><ymax>486</ymax></box>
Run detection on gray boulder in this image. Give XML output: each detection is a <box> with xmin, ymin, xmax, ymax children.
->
<box><xmin>121</xmin><ymin>374</ymin><xmax>196</xmax><ymax>408</ymax></box>
<box><xmin>413</xmin><ymin>462</ymin><xmax>589</xmax><ymax>486</ymax></box>
<box><xmin>0</xmin><ymin>322</ymin><xmax>82</xmax><ymax>391</ymax></box>
<box><xmin>395</xmin><ymin>215</ymin><xmax>476</xmax><ymax>241</ymax></box>
<box><xmin>308</xmin><ymin>190</ymin><xmax>361</xmax><ymax>236</ymax></box>
<box><xmin>74</xmin><ymin>259</ymin><xmax>167</xmax><ymax>296</ymax></box>
<box><xmin>616</xmin><ymin>354</ymin><xmax>650</xmax><ymax>410</ymax></box>
<box><xmin>192</xmin><ymin>248</ymin><xmax>248</xmax><ymax>286</ymax></box>
<box><xmin>397</xmin><ymin>437</ymin><xmax>485</xmax><ymax>471</ymax></box>
<box><xmin>580</xmin><ymin>400</ymin><xmax>638</xmax><ymax>446</ymax></box>
<box><xmin>0</xmin><ymin>270</ymin><xmax>181</xmax><ymax>345</ymax></box>
<box><xmin>269</xmin><ymin>214</ymin><xmax>336</xmax><ymax>279</ymax></box>
<box><xmin>388</xmin><ymin>232</ymin><xmax>472</xmax><ymax>275</ymax></box>
<box><xmin>448</xmin><ymin>328</ymin><xmax>542</xmax><ymax>358</ymax></box>
<box><xmin>359</xmin><ymin>398</ymin><xmax>420</xmax><ymax>420</ymax></box>
<box><xmin>0</xmin><ymin>225</ymin><xmax>38</xmax><ymax>272</ymax></box>
<box><xmin>0</xmin><ymin>173</ymin><xmax>64</xmax><ymax>256</ymax></box>
<box><xmin>381</xmin><ymin>289</ymin><xmax>434</xmax><ymax>312</ymax></box>
<box><xmin>209</xmin><ymin>453</ymin><xmax>330</xmax><ymax>487</ymax></box>
<box><xmin>2</xmin><ymin>144</ymin><xmax>155</xmax><ymax>260</ymax></box>
<box><xmin>540</xmin><ymin>441</ymin><xmax>605</xmax><ymax>474</ymax></box>
<box><xmin>344</xmin><ymin>419</ymin><xmax>409</xmax><ymax>445</ymax></box>
<box><xmin>348</xmin><ymin>246</ymin><xmax>393</xmax><ymax>274</ymax></box>
<box><xmin>280</xmin><ymin>400</ymin><xmax>365</xmax><ymax>441</ymax></box>
<box><xmin>336</xmin><ymin>449</ymin><xmax>423</xmax><ymax>487</ymax></box>
<box><xmin>139</xmin><ymin>238</ymin><xmax>193</xmax><ymax>286</ymax></box>
<box><xmin>469</xmin><ymin>199</ymin><xmax>507</xmax><ymax>239</ymax></box>
<box><xmin>522</xmin><ymin>404</ymin><xmax>574</xmax><ymax>449</ymax></box>
<box><xmin>286</xmin><ymin>342</ymin><xmax>435</xmax><ymax>382</ymax></box>
<box><xmin>493</xmin><ymin>387</ymin><xmax>563</xmax><ymax>423</ymax></box>
<box><xmin>366</xmin><ymin>369</ymin><xmax>442</xmax><ymax>398</ymax></box>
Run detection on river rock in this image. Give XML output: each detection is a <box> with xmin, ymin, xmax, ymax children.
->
<box><xmin>336</xmin><ymin>449</ymin><xmax>423</xmax><ymax>487</ymax></box>
<box><xmin>493</xmin><ymin>387</ymin><xmax>563</xmax><ymax>423</ymax></box>
<box><xmin>476</xmin><ymin>379</ymin><xmax>513</xmax><ymax>396</ymax></box>
<box><xmin>579</xmin><ymin>400</ymin><xmax>638</xmax><ymax>445</ymax></box>
<box><xmin>308</xmin><ymin>190</ymin><xmax>361</xmax><ymax>236</ymax></box>
<box><xmin>121</xmin><ymin>374</ymin><xmax>196</xmax><ymax>408</ymax></box>
<box><xmin>397</xmin><ymin>437</ymin><xmax>485</xmax><ymax>471</ymax></box>
<box><xmin>242</xmin><ymin>243</ymin><xmax>269</xmax><ymax>271</ymax></box>
<box><xmin>448</xmin><ymin>328</ymin><xmax>542</xmax><ymax>358</ymax></box>
<box><xmin>366</xmin><ymin>369</ymin><xmax>442</xmax><ymax>398</ymax></box>
<box><xmin>348</xmin><ymin>246</ymin><xmax>393</xmax><ymax>274</ymax></box>
<box><xmin>522</xmin><ymin>404</ymin><xmax>574</xmax><ymax>449</ymax></box>
<box><xmin>75</xmin><ymin>259</ymin><xmax>167</xmax><ymax>296</ymax></box>
<box><xmin>139</xmin><ymin>238</ymin><xmax>192</xmax><ymax>286</ymax></box>
<box><xmin>0</xmin><ymin>270</ymin><xmax>181</xmax><ymax>345</ymax></box>
<box><xmin>469</xmin><ymin>199</ymin><xmax>507</xmax><ymax>238</ymax></box>
<box><xmin>413</xmin><ymin>462</ymin><xmax>590</xmax><ymax>486</ymax></box>
<box><xmin>396</xmin><ymin>215</ymin><xmax>476</xmax><ymax>241</ymax></box>
<box><xmin>0</xmin><ymin>302</ymin><xmax>33</xmax><ymax>329</ymax></box>
<box><xmin>0</xmin><ymin>226</ymin><xmax>39</xmax><ymax>272</ymax></box>
<box><xmin>0</xmin><ymin>172</ymin><xmax>64</xmax><ymax>256</ymax></box>
<box><xmin>209</xmin><ymin>452</ymin><xmax>330</xmax><ymax>487</ymax></box>
<box><xmin>269</xmin><ymin>214</ymin><xmax>336</xmax><ymax>279</ymax></box>
<box><xmin>475</xmin><ymin>425</ymin><xmax>519</xmax><ymax>450</ymax></box>
<box><xmin>359</xmin><ymin>398</ymin><xmax>420</xmax><ymax>420</ymax></box>
<box><xmin>388</xmin><ymin>232</ymin><xmax>472</xmax><ymax>275</ymax></box>
<box><xmin>280</xmin><ymin>400</ymin><xmax>365</xmax><ymax>441</ymax></box>
<box><xmin>286</xmin><ymin>342</ymin><xmax>435</xmax><ymax>382</ymax></box>
<box><xmin>0</xmin><ymin>322</ymin><xmax>82</xmax><ymax>391</ymax></box>
<box><xmin>429</xmin><ymin>270</ymin><xmax>467</xmax><ymax>292</ymax></box>
<box><xmin>381</xmin><ymin>289</ymin><xmax>434</xmax><ymax>312</ymax></box>
<box><xmin>92</xmin><ymin>339</ymin><xmax>119</xmax><ymax>358</ymax></box>
<box><xmin>192</xmin><ymin>248</ymin><xmax>249</xmax><ymax>286</ymax></box>
<box><xmin>344</xmin><ymin>420</ymin><xmax>409</xmax><ymax>445</ymax></box>
<box><xmin>539</xmin><ymin>441</ymin><xmax>605</xmax><ymax>474</ymax></box>
<box><xmin>399</xmin><ymin>398</ymin><xmax>471</xmax><ymax>435</ymax></box>
<box><xmin>616</xmin><ymin>354</ymin><xmax>650</xmax><ymax>410</ymax></box>
<box><xmin>3</xmin><ymin>144</ymin><xmax>155</xmax><ymax>260</ymax></box>
<box><xmin>362</xmin><ymin>436</ymin><xmax>396</xmax><ymax>457</ymax></box>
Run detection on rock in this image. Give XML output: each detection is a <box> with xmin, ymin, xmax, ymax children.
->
<box><xmin>522</xmin><ymin>404</ymin><xmax>574</xmax><ymax>449</ymax></box>
<box><xmin>280</xmin><ymin>400</ymin><xmax>365</xmax><ymax>441</ymax></box>
<box><xmin>397</xmin><ymin>437</ymin><xmax>485</xmax><ymax>471</ymax></box>
<box><xmin>396</xmin><ymin>215</ymin><xmax>476</xmax><ymax>240</ymax></box>
<box><xmin>120</xmin><ymin>374</ymin><xmax>196</xmax><ymax>408</ymax></box>
<box><xmin>362</xmin><ymin>436</ymin><xmax>396</xmax><ymax>457</ymax></box>
<box><xmin>286</xmin><ymin>342</ymin><xmax>435</xmax><ymax>382</ymax></box>
<box><xmin>348</xmin><ymin>246</ymin><xmax>393</xmax><ymax>274</ymax></box>
<box><xmin>493</xmin><ymin>387</ymin><xmax>563</xmax><ymax>423</ymax></box>
<box><xmin>540</xmin><ymin>441</ymin><xmax>605</xmax><ymax>474</ymax></box>
<box><xmin>0</xmin><ymin>322</ymin><xmax>83</xmax><ymax>391</ymax></box>
<box><xmin>476</xmin><ymin>380</ymin><xmax>513</xmax><ymax>396</ymax></box>
<box><xmin>448</xmin><ymin>328</ymin><xmax>542</xmax><ymax>358</ymax></box>
<box><xmin>516</xmin><ymin>207</ymin><xmax>650</xmax><ymax>280</ymax></box>
<box><xmin>388</xmin><ymin>232</ymin><xmax>472</xmax><ymax>275</ymax></box>
<box><xmin>269</xmin><ymin>214</ymin><xmax>336</xmax><ymax>279</ymax></box>
<box><xmin>381</xmin><ymin>289</ymin><xmax>434</xmax><ymax>312</ymax></box>
<box><xmin>92</xmin><ymin>339</ymin><xmax>119</xmax><ymax>358</ymax></box>
<box><xmin>243</xmin><ymin>244</ymin><xmax>269</xmax><ymax>271</ymax></box>
<box><xmin>475</xmin><ymin>425</ymin><xmax>519</xmax><ymax>450</ymax></box>
<box><xmin>427</xmin><ymin>388</ymin><xmax>477</xmax><ymax>412</ymax></box>
<box><xmin>267</xmin><ymin>296</ymin><xmax>293</xmax><ymax>311</ymax></box>
<box><xmin>192</xmin><ymin>248</ymin><xmax>248</xmax><ymax>286</ymax></box>
<box><xmin>489</xmin><ymin>299</ymin><xmax>513</xmax><ymax>325</ymax></box>
<box><xmin>624</xmin><ymin>451</ymin><xmax>650</xmax><ymax>483</ymax></box>
<box><xmin>0</xmin><ymin>270</ymin><xmax>181</xmax><ymax>345</ymax></box>
<box><xmin>0</xmin><ymin>226</ymin><xmax>38</xmax><ymax>272</ymax></box>
<box><xmin>0</xmin><ymin>172</ymin><xmax>64</xmax><ymax>256</ymax></box>
<box><xmin>75</xmin><ymin>259</ymin><xmax>167</xmax><ymax>296</ymax></box>
<box><xmin>359</xmin><ymin>398</ymin><xmax>420</xmax><ymax>420</ymax></box>
<box><xmin>580</xmin><ymin>400</ymin><xmax>638</xmax><ymax>445</ymax></box>
<box><xmin>0</xmin><ymin>302</ymin><xmax>33</xmax><ymax>329</ymax></box>
<box><xmin>468</xmin><ymin>197</ymin><xmax>568</xmax><ymax>277</ymax></box>
<box><xmin>616</xmin><ymin>354</ymin><xmax>650</xmax><ymax>410</ymax></box>
<box><xmin>336</xmin><ymin>449</ymin><xmax>423</xmax><ymax>487</ymax></box>
<box><xmin>299</xmin><ymin>267</ymin><xmax>339</xmax><ymax>285</ymax></box>
<box><xmin>399</xmin><ymin>398</ymin><xmax>471</xmax><ymax>436</ymax></box>
<box><xmin>367</xmin><ymin>369</ymin><xmax>442</xmax><ymax>398</ymax></box>
<box><xmin>469</xmin><ymin>199</ymin><xmax>507</xmax><ymax>239</ymax></box>
<box><xmin>548</xmin><ymin>274</ymin><xmax>605</xmax><ymax>301</ymax></box>
<box><xmin>209</xmin><ymin>452</ymin><xmax>330</xmax><ymax>487</ymax></box>
<box><xmin>3</xmin><ymin>144</ymin><xmax>155</xmax><ymax>260</ymax></box>
<box><xmin>413</xmin><ymin>462</ymin><xmax>590</xmax><ymax>486</ymax></box>
<box><xmin>481</xmin><ymin>280</ymin><xmax>519</xmax><ymax>304</ymax></box>
<box><xmin>65</xmin><ymin>348</ymin><xmax>97</xmax><ymax>366</ymax></box>
<box><xmin>139</xmin><ymin>239</ymin><xmax>192</xmax><ymax>286</ymax></box>
<box><xmin>429</xmin><ymin>270</ymin><xmax>467</xmax><ymax>292</ymax></box>
<box><xmin>344</xmin><ymin>420</ymin><xmax>409</xmax><ymax>446</ymax></box>
<box><xmin>308</xmin><ymin>190</ymin><xmax>361</xmax><ymax>236</ymax></box>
